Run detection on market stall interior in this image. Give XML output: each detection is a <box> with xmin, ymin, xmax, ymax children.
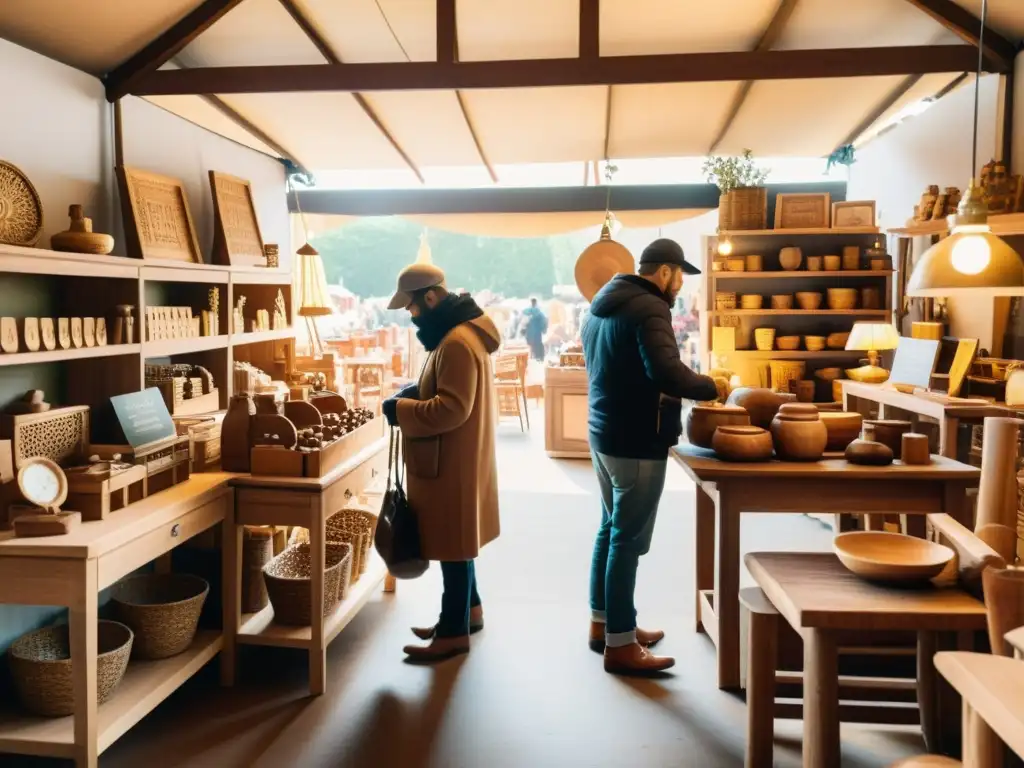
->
<box><xmin>3</xmin><ymin>0</ymin><xmax>1024</xmax><ymax>767</ymax></box>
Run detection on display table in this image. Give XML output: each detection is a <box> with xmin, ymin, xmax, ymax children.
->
<box><xmin>0</xmin><ymin>473</ymin><xmax>235</xmax><ymax>768</ymax></box>
<box><xmin>226</xmin><ymin>425</ymin><xmax>389</xmax><ymax>695</ymax></box>
<box><xmin>841</xmin><ymin>381</ymin><xmax>1011</xmax><ymax>458</ymax></box>
<box><xmin>746</xmin><ymin>552</ymin><xmax>987</xmax><ymax>768</ymax></box>
<box><xmin>670</xmin><ymin>444</ymin><xmax>981</xmax><ymax>690</ymax></box>
<box><xmin>544</xmin><ymin>365</ymin><xmax>589</xmax><ymax>458</ymax></box>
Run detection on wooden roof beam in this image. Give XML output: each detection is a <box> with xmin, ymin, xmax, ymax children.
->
<box><xmin>580</xmin><ymin>0</ymin><xmax>600</xmax><ymax>60</ymax></box>
<box><xmin>901</xmin><ymin>0</ymin><xmax>1018</xmax><ymax>69</ymax></box>
<box><xmin>709</xmin><ymin>0</ymin><xmax>800</xmax><ymax>153</ymax></box>
<box><xmin>132</xmin><ymin>45</ymin><xmax>998</xmax><ymax>96</ymax></box>
<box><xmin>103</xmin><ymin>0</ymin><xmax>249</xmax><ymax>102</ymax></box>
<box><xmin>277</xmin><ymin>0</ymin><xmax>425</xmax><ymax>184</ymax></box>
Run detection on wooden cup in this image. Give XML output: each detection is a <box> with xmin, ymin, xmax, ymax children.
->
<box><xmin>901</xmin><ymin>432</ymin><xmax>930</xmax><ymax>465</ymax></box>
<box><xmin>982</xmin><ymin>566</ymin><xmax>1024</xmax><ymax>656</ymax></box>
<box><xmin>745</xmin><ymin>254</ymin><xmax>763</xmax><ymax>272</ymax></box>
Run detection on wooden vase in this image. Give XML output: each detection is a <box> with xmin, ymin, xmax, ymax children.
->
<box><xmin>771</xmin><ymin>404</ymin><xmax>827</xmax><ymax>461</ymax></box>
<box><xmin>50</xmin><ymin>205</ymin><xmax>115</xmax><ymax>255</ymax></box>
<box><xmin>981</xmin><ymin>566</ymin><xmax>1024</xmax><ymax>656</ymax></box>
<box><xmin>900</xmin><ymin>432</ymin><xmax>930</xmax><ymax>465</ymax></box>
<box><xmin>221</xmin><ymin>394</ymin><xmax>256</xmax><ymax>472</ymax></box>
<box><xmin>711</xmin><ymin>425</ymin><xmax>774</xmax><ymax>461</ymax></box>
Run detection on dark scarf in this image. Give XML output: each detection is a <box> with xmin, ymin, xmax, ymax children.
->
<box><xmin>412</xmin><ymin>294</ymin><xmax>484</xmax><ymax>351</ymax></box>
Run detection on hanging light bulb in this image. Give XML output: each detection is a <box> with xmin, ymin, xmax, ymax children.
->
<box><xmin>717</xmin><ymin>237</ymin><xmax>734</xmax><ymax>256</ymax></box>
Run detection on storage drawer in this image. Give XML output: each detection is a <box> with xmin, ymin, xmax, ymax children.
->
<box><xmin>98</xmin><ymin>493</ymin><xmax>229</xmax><ymax>589</ymax></box>
<box><xmin>325</xmin><ymin>447</ymin><xmax>387</xmax><ymax>514</ymax></box>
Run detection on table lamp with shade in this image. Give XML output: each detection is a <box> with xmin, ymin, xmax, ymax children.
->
<box><xmin>845</xmin><ymin>321</ymin><xmax>900</xmax><ymax>383</ymax></box>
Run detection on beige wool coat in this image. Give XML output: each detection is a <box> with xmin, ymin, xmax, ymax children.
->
<box><xmin>395</xmin><ymin>315</ymin><xmax>502</xmax><ymax>561</ymax></box>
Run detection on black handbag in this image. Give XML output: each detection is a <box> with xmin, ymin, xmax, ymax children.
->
<box><xmin>373</xmin><ymin>427</ymin><xmax>429</xmax><ymax>580</ymax></box>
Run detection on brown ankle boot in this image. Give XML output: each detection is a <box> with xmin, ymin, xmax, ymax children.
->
<box><xmin>603</xmin><ymin>642</ymin><xmax>675</xmax><ymax>675</ymax></box>
<box><xmin>589</xmin><ymin>622</ymin><xmax>665</xmax><ymax>652</ymax></box>
<box><xmin>403</xmin><ymin>635</ymin><xmax>470</xmax><ymax>662</ymax></box>
<box><xmin>412</xmin><ymin>606</ymin><xmax>484</xmax><ymax>640</ymax></box>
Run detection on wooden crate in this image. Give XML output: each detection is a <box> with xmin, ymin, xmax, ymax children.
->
<box><xmin>65</xmin><ymin>464</ymin><xmax>148</xmax><ymax>521</ymax></box>
<box><xmin>304</xmin><ymin>417</ymin><xmax>383</xmax><ymax>478</ymax></box>
<box><xmin>250</xmin><ymin>445</ymin><xmax>304</xmax><ymax>477</ymax></box>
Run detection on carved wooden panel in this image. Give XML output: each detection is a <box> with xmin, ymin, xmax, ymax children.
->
<box><xmin>117</xmin><ymin>166</ymin><xmax>201</xmax><ymax>262</ymax></box>
<box><xmin>0</xmin><ymin>406</ymin><xmax>90</xmax><ymax>469</ymax></box>
<box><xmin>209</xmin><ymin>171</ymin><xmax>265</xmax><ymax>266</ymax></box>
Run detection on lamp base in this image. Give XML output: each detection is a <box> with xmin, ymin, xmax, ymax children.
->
<box><xmin>845</xmin><ymin>364</ymin><xmax>890</xmax><ymax>384</ymax></box>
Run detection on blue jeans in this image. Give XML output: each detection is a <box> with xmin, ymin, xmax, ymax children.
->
<box><xmin>435</xmin><ymin>561</ymin><xmax>481</xmax><ymax>638</ymax></box>
<box><xmin>589</xmin><ymin>452</ymin><xmax>668</xmax><ymax>648</ymax></box>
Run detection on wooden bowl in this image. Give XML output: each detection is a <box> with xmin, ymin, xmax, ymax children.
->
<box><xmin>770</xmin><ymin>294</ymin><xmax>793</xmax><ymax>310</ymax></box>
<box><xmin>740</xmin><ymin>294</ymin><xmax>764</xmax><ymax>310</ymax></box>
<box><xmin>815</xmin><ymin>367</ymin><xmax>842</xmax><ymax>381</ymax></box>
<box><xmin>833</xmin><ymin>531</ymin><xmax>954</xmax><ymax>583</ymax></box>
<box><xmin>712</xmin><ymin>425</ymin><xmax>774</xmax><ymax>462</ymax></box>
<box><xmin>819</xmin><ymin>411</ymin><xmax>863</xmax><ymax>451</ymax></box>
<box><xmin>804</xmin><ymin>335</ymin><xmax>826</xmax><ymax>352</ymax></box>
<box><xmin>795</xmin><ymin>292</ymin><xmax>822</xmax><ymax>310</ymax></box>
<box><xmin>827</xmin><ymin>288</ymin><xmax>858</xmax><ymax>310</ymax></box>
<box><xmin>823</xmin><ymin>255</ymin><xmax>841</xmax><ymax>271</ymax></box>
<box><xmin>685</xmin><ymin>404</ymin><xmax>750</xmax><ymax>448</ymax></box>
<box><xmin>826</xmin><ymin>332</ymin><xmax>850</xmax><ymax>349</ymax></box>
<box><xmin>776</xmin><ymin>335</ymin><xmax>801</xmax><ymax>351</ymax></box>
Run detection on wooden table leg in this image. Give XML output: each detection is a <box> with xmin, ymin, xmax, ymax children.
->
<box><xmin>918</xmin><ymin>630</ymin><xmax>940</xmax><ymax>753</ymax></box>
<box><xmin>746</xmin><ymin>607</ymin><xmax>778</xmax><ymax>768</ymax></box>
<box><xmin>716</xmin><ymin>492</ymin><xmax>741</xmax><ymax>690</ymax></box>
<box><xmin>309</xmin><ymin>497</ymin><xmax>328</xmax><ymax>696</ymax></box>
<box><xmin>963</xmin><ymin>703</ymin><xmax>1003</xmax><ymax>768</ymax></box>
<box><xmin>803</xmin><ymin>629</ymin><xmax>839</xmax><ymax>768</ymax></box>
<box><xmin>221</xmin><ymin>495</ymin><xmax>241</xmax><ymax>687</ymax></box>
<box><xmin>384</xmin><ymin>573</ymin><xmax>397</xmax><ymax>593</ymax></box>
<box><xmin>940</xmin><ymin>416</ymin><xmax>960</xmax><ymax>460</ymax></box>
<box><xmin>695</xmin><ymin>486</ymin><xmax>715</xmax><ymax>634</ymax></box>
<box><xmin>71</xmin><ymin>559</ymin><xmax>99</xmax><ymax>768</ymax></box>
<box><xmin>943</xmin><ymin>480</ymin><xmax>971</xmax><ymax>528</ymax></box>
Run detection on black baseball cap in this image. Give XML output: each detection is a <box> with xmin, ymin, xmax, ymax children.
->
<box><xmin>639</xmin><ymin>238</ymin><xmax>701</xmax><ymax>275</ymax></box>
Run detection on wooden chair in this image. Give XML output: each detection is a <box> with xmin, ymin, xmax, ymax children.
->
<box><xmin>494</xmin><ymin>354</ymin><xmax>526</xmax><ymax>431</ymax></box>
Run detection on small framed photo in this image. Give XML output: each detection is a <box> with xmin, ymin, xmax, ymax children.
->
<box><xmin>774</xmin><ymin>193</ymin><xmax>831</xmax><ymax>230</ymax></box>
<box><xmin>831</xmin><ymin>200</ymin><xmax>877</xmax><ymax>229</ymax></box>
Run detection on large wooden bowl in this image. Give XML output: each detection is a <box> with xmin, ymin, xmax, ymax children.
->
<box><xmin>833</xmin><ymin>531</ymin><xmax>954</xmax><ymax>583</ymax></box>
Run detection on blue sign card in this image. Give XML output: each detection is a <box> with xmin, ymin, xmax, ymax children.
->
<box><xmin>110</xmin><ymin>388</ymin><xmax>177</xmax><ymax>450</ymax></box>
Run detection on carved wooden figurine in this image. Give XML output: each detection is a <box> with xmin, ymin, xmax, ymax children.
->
<box><xmin>1</xmin><ymin>317</ymin><xmax>19</xmax><ymax>353</ymax></box>
<box><xmin>58</xmin><ymin>318</ymin><xmax>70</xmax><ymax>349</ymax></box>
<box><xmin>22</xmin><ymin>318</ymin><xmax>40</xmax><ymax>352</ymax></box>
<box><xmin>40</xmin><ymin>318</ymin><xmax>56</xmax><ymax>351</ymax></box>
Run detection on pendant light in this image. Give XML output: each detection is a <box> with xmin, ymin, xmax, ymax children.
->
<box><xmin>906</xmin><ymin>0</ymin><xmax>1024</xmax><ymax>297</ymax></box>
<box><xmin>291</xmin><ymin>179</ymin><xmax>332</xmax><ymax>358</ymax></box>
<box><xmin>416</xmin><ymin>230</ymin><xmax>433</xmax><ymax>265</ymax></box>
<box><xmin>574</xmin><ymin>162</ymin><xmax>635</xmax><ymax>301</ymax></box>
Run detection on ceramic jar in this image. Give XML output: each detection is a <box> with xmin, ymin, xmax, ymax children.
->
<box><xmin>712</xmin><ymin>425</ymin><xmax>774</xmax><ymax>462</ymax></box>
<box><xmin>779</xmin><ymin>247</ymin><xmax>802</xmax><ymax>271</ymax></box>
<box><xmin>726</xmin><ymin>387</ymin><xmax>796</xmax><ymax>430</ymax></box>
<box><xmin>819</xmin><ymin>411</ymin><xmax>863</xmax><ymax>451</ymax></box>
<box><xmin>745</xmin><ymin>254</ymin><xmax>763</xmax><ymax>272</ymax></box>
<box><xmin>771</xmin><ymin>403</ymin><xmax>827</xmax><ymax>461</ymax></box>
<box><xmin>685</xmin><ymin>404</ymin><xmax>750</xmax><ymax>448</ymax></box>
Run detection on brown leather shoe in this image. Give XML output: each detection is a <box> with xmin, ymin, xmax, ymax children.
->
<box><xmin>603</xmin><ymin>642</ymin><xmax>675</xmax><ymax>675</ymax></box>
<box><xmin>588</xmin><ymin>621</ymin><xmax>665</xmax><ymax>652</ymax></box>
<box><xmin>412</xmin><ymin>606</ymin><xmax>484</xmax><ymax>640</ymax></box>
<box><xmin>403</xmin><ymin>635</ymin><xmax>470</xmax><ymax>662</ymax></box>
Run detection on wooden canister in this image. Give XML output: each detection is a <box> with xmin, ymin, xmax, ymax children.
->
<box><xmin>860</xmin><ymin>287</ymin><xmax>881</xmax><ymax>310</ymax></box>
<box><xmin>900</xmin><ymin>432</ymin><xmax>930</xmax><ymax>465</ymax></box>
<box><xmin>842</xmin><ymin>246</ymin><xmax>860</xmax><ymax>270</ymax></box>
<box><xmin>745</xmin><ymin>254</ymin><xmax>763</xmax><ymax>272</ymax></box>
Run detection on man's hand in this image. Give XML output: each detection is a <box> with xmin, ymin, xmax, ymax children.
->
<box><xmin>394</xmin><ymin>382</ymin><xmax>419</xmax><ymax>400</ymax></box>
<box><xmin>382</xmin><ymin>397</ymin><xmax>399</xmax><ymax>426</ymax></box>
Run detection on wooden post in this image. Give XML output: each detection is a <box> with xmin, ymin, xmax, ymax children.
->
<box><xmin>716</xmin><ymin>492</ymin><xmax>741</xmax><ymax>690</ymax></box>
<box><xmin>695</xmin><ymin>486</ymin><xmax>715</xmax><ymax>633</ymax></box>
<box><xmin>803</xmin><ymin>629</ymin><xmax>839</xmax><ymax>768</ymax></box>
<box><xmin>310</xmin><ymin>496</ymin><xmax>327</xmax><ymax>695</ymax></box>
<box><xmin>71</xmin><ymin>559</ymin><xmax>99</xmax><ymax>768</ymax></box>
<box><xmin>221</xmin><ymin>489</ymin><xmax>240</xmax><ymax>687</ymax></box>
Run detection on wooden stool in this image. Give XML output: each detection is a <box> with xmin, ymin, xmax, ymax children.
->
<box><xmin>740</xmin><ymin>586</ymin><xmax>779</xmax><ymax>768</ymax></box>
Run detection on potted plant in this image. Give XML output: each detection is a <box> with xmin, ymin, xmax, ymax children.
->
<box><xmin>703</xmin><ymin>150</ymin><xmax>770</xmax><ymax>231</ymax></box>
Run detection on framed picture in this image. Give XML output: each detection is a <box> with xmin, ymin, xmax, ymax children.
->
<box><xmin>832</xmin><ymin>200</ymin><xmax>877</xmax><ymax>229</ymax></box>
<box><xmin>209</xmin><ymin>171</ymin><xmax>266</xmax><ymax>267</ymax></box>
<box><xmin>117</xmin><ymin>166</ymin><xmax>202</xmax><ymax>263</ymax></box>
<box><xmin>774</xmin><ymin>193</ymin><xmax>831</xmax><ymax>230</ymax></box>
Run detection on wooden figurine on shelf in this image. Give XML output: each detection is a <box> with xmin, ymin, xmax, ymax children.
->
<box><xmin>273</xmin><ymin>289</ymin><xmax>287</xmax><ymax>330</ymax></box>
<box><xmin>1</xmin><ymin>317</ymin><xmax>18</xmax><ymax>353</ymax></box>
<box><xmin>979</xmin><ymin>159</ymin><xmax>1023</xmax><ymax>214</ymax></box>
<box><xmin>95</xmin><ymin>318</ymin><xmax>107</xmax><ymax>346</ymax></box>
<box><xmin>916</xmin><ymin>185</ymin><xmax>939</xmax><ymax>221</ymax></box>
<box><xmin>40</xmin><ymin>318</ymin><xmax>56</xmax><ymax>351</ymax></box>
<box><xmin>113</xmin><ymin>305</ymin><xmax>134</xmax><ymax>345</ymax></box>
<box><xmin>57</xmin><ymin>318</ymin><xmax>70</xmax><ymax>349</ymax></box>
<box><xmin>83</xmin><ymin>317</ymin><xmax>96</xmax><ymax>348</ymax></box>
<box><xmin>71</xmin><ymin>318</ymin><xmax>83</xmax><ymax>348</ymax></box>
<box><xmin>208</xmin><ymin>287</ymin><xmax>220</xmax><ymax>336</ymax></box>
<box><xmin>6</xmin><ymin>390</ymin><xmax>51</xmax><ymax>414</ymax></box>
<box><xmin>264</xmin><ymin>243</ymin><xmax>279</xmax><ymax>268</ymax></box>
<box><xmin>233</xmin><ymin>295</ymin><xmax>247</xmax><ymax>335</ymax></box>
<box><xmin>22</xmin><ymin>318</ymin><xmax>40</xmax><ymax>352</ymax></box>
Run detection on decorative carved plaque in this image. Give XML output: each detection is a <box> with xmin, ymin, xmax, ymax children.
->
<box><xmin>117</xmin><ymin>166</ymin><xmax>202</xmax><ymax>262</ymax></box>
<box><xmin>209</xmin><ymin>171</ymin><xmax>265</xmax><ymax>266</ymax></box>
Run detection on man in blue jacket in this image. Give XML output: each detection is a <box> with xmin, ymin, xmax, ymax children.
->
<box><xmin>582</xmin><ymin>238</ymin><xmax>718</xmax><ymax>675</ymax></box>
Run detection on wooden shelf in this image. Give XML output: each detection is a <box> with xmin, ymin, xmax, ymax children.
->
<box><xmin>0</xmin><ymin>243</ymin><xmax>138</xmax><ymax>279</ymax></box>
<box><xmin>713</xmin><ymin>270</ymin><xmax>892</xmax><ymax>279</ymax></box>
<box><xmin>0</xmin><ymin>630</ymin><xmax>222</xmax><ymax>759</ymax></box>
<box><xmin>141</xmin><ymin>264</ymin><xmax>230</xmax><ymax>284</ymax></box>
<box><xmin>709</xmin><ymin>309</ymin><xmax>891</xmax><ymax>317</ymax></box>
<box><xmin>718</xmin><ymin>227</ymin><xmax>880</xmax><ymax>237</ymax></box>
<box><xmin>231</xmin><ymin>267</ymin><xmax>293</xmax><ymax>285</ymax></box>
<box><xmin>142</xmin><ymin>335</ymin><xmax>229</xmax><ymax>357</ymax></box>
<box><xmin>0</xmin><ymin>343</ymin><xmax>141</xmax><ymax>368</ymax></box>
<box><xmin>231</xmin><ymin>328</ymin><xmax>295</xmax><ymax>346</ymax></box>
<box><xmin>238</xmin><ymin>554</ymin><xmax>388</xmax><ymax>649</ymax></box>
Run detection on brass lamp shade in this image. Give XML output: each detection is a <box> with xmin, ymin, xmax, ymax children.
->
<box><xmin>575</xmin><ymin>223</ymin><xmax>634</xmax><ymax>301</ymax></box>
<box><xmin>296</xmin><ymin>242</ymin><xmax>332</xmax><ymax>317</ymax></box>
<box><xmin>906</xmin><ymin>231</ymin><xmax>1024</xmax><ymax>297</ymax></box>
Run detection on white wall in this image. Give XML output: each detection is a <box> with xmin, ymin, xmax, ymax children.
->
<box><xmin>847</xmin><ymin>74</ymin><xmax>1001</xmax><ymax>230</ymax></box>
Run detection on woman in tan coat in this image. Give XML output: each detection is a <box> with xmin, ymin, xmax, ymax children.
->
<box><xmin>382</xmin><ymin>264</ymin><xmax>501</xmax><ymax>662</ymax></box>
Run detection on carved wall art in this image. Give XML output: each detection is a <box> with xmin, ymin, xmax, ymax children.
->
<box><xmin>0</xmin><ymin>160</ymin><xmax>44</xmax><ymax>246</ymax></box>
<box><xmin>209</xmin><ymin>171</ymin><xmax>265</xmax><ymax>266</ymax></box>
<box><xmin>117</xmin><ymin>166</ymin><xmax>202</xmax><ymax>263</ymax></box>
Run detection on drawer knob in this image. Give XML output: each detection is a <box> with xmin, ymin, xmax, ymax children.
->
<box><xmin>344</xmin><ymin>489</ymin><xmax>353</xmax><ymax>500</ymax></box>
<box><xmin>170</xmin><ymin>524</ymin><xmax>180</xmax><ymax>538</ymax></box>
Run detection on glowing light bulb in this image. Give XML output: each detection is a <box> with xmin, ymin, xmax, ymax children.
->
<box><xmin>950</xmin><ymin>232</ymin><xmax>992</xmax><ymax>276</ymax></box>
<box><xmin>717</xmin><ymin>238</ymin><xmax>734</xmax><ymax>256</ymax></box>
<box><xmin>608</xmin><ymin>214</ymin><xmax>623</xmax><ymax>237</ymax></box>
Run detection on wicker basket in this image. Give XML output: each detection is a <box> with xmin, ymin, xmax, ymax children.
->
<box><xmin>243</xmin><ymin>527</ymin><xmax>275</xmax><ymax>614</ymax></box>
<box><xmin>714</xmin><ymin>292</ymin><xmax>737</xmax><ymax>310</ymax></box>
<box><xmin>263</xmin><ymin>543</ymin><xmax>351</xmax><ymax>626</ymax></box>
<box><xmin>112</xmin><ymin>573</ymin><xmax>209</xmax><ymax>660</ymax></box>
<box><xmin>719</xmin><ymin>188</ymin><xmax>767</xmax><ymax>231</ymax></box>
<box><xmin>754</xmin><ymin>328</ymin><xmax>776</xmax><ymax>351</ymax></box>
<box><xmin>9</xmin><ymin>621</ymin><xmax>133</xmax><ymax>717</ymax></box>
<box><xmin>739</xmin><ymin>294</ymin><xmax>763</xmax><ymax>310</ymax></box>
<box><xmin>827</xmin><ymin>288</ymin><xmax>858</xmax><ymax>310</ymax></box>
<box><xmin>327</xmin><ymin>506</ymin><xmax>378</xmax><ymax>577</ymax></box>
<box><xmin>769</xmin><ymin>360</ymin><xmax>807</xmax><ymax>392</ymax></box>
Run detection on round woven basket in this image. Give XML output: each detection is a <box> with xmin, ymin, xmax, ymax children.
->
<box><xmin>754</xmin><ymin>328</ymin><xmax>776</xmax><ymax>351</ymax></box>
<box><xmin>9</xmin><ymin>620</ymin><xmax>133</xmax><ymax>717</ymax></box>
<box><xmin>263</xmin><ymin>542</ymin><xmax>351</xmax><ymax>626</ymax></box>
<box><xmin>327</xmin><ymin>507</ymin><xmax>378</xmax><ymax>576</ymax></box>
<box><xmin>112</xmin><ymin>573</ymin><xmax>209</xmax><ymax>660</ymax></box>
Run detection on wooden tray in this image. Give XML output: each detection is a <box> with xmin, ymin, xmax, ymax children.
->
<box><xmin>250</xmin><ymin>446</ymin><xmax>304</xmax><ymax>477</ymax></box>
<box><xmin>304</xmin><ymin>417</ymin><xmax>383</xmax><ymax>478</ymax></box>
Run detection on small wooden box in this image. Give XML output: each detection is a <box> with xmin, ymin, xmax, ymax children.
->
<box><xmin>91</xmin><ymin>435</ymin><xmax>191</xmax><ymax>488</ymax></box>
<box><xmin>193</xmin><ymin>435</ymin><xmax>221</xmax><ymax>471</ymax></box>
<box><xmin>304</xmin><ymin>417</ymin><xmax>383</xmax><ymax>478</ymax></box>
<box><xmin>0</xmin><ymin>406</ymin><xmax>90</xmax><ymax>469</ymax></box>
<box><xmin>65</xmin><ymin>464</ymin><xmax>148</xmax><ymax>521</ymax></box>
<box><xmin>250</xmin><ymin>446</ymin><xmax>305</xmax><ymax>477</ymax></box>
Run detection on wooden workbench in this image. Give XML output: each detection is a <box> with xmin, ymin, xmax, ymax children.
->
<box><xmin>226</xmin><ymin>421</ymin><xmax>389</xmax><ymax>695</ymax></box>
<box><xmin>0</xmin><ymin>473</ymin><xmax>235</xmax><ymax>768</ymax></box>
<box><xmin>670</xmin><ymin>443</ymin><xmax>980</xmax><ymax>690</ymax></box>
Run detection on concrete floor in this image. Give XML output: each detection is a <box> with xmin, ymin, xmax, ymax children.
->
<box><xmin>21</xmin><ymin>417</ymin><xmax>925</xmax><ymax>767</ymax></box>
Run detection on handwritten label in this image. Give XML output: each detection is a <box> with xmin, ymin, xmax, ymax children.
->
<box><xmin>110</xmin><ymin>388</ymin><xmax>177</xmax><ymax>449</ymax></box>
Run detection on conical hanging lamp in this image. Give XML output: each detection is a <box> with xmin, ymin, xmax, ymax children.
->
<box><xmin>415</xmin><ymin>230</ymin><xmax>433</xmax><ymax>265</ymax></box>
<box><xmin>574</xmin><ymin>162</ymin><xmax>634</xmax><ymax>301</ymax></box>
<box><xmin>291</xmin><ymin>180</ymin><xmax>332</xmax><ymax>358</ymax></box>
<box><xmin>906</xmin><ymin>0</ymin><xmax>1024</xmax><ymax>298</ymax></box>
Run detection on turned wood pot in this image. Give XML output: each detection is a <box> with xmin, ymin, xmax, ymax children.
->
<box><xmin>770</xmin><ymin>403</ymin><xmax>827</xmax><ymax>461</ymax></box>
<box><xmin>712</xmin><ymin>425</ymin><xmax>774</xmax><ymax>462</ymax></box>
<box><xmin>685</xmin><ymin>404</ymin><xmax>750</xmax><ymax>448</ymax></box>
<box><xmin>779</xmin><ymin>247</ymin><xmax>802</xmax><ymax>271</ymax></box>
<box><xmin>863</xmin><ymin>419</ymin><xmax>913</xmax><ymax>459</ymax></box>
<box><xmin>844</xmin><ymin>438</ymin><xmax>893</xmax><ymax>466</ymax></box>
<box><xmin>725</xmin><ymin>387</ymin><xmax>795</xmax><ymax>430</ymax></box>
<box><xmin>819</xmin><ymin>411</ymin><xmax>863</xmax><ymax>451</ymax></box>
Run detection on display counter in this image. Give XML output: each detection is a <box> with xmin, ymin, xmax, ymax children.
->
<box><xmin>544</xmin><ymin>365</ymin><xmax>589</xmax><ymax>458</ymax></box>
